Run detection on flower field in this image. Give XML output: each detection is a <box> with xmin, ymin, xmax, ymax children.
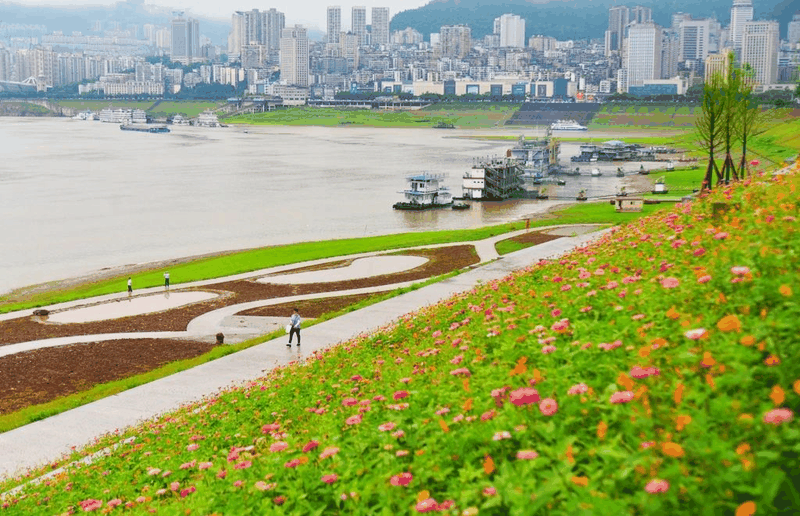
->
<box><xmin>2</xmin><ymin>168</ymin><xmax>799</xmax><ymax>515</ymax></box>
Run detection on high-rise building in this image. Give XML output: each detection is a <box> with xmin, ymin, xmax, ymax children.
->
<box><xmin>788</xmin><ymin>11</ymin><xmax>800</xmax><ymax>45</ymax></box>
<box><xmin>705</xmin><ymin>51</ymin><xmax>733</xmax><ymax>81</ymax></box>
<box><xmin>327</xmin><ymin>6</ymin><xmax>342</xmax><ymax>44</ymax></box>
<box><xmin>371</xmin><ymin>7</ymin><xmax>390</xmax><ymax>47</ymax></box>
<box><xmin>440</xmin><ymin>25</ymin><xmax>471</xmax><ymax>59</ymax></box>
<box><xmin>630</xmin><ymin>6</ymin><xmax>652</xmax><ymax>25</ymax></box>
<box><xmin>662</xmin><ymin>29</ymin><xmax>680</xmax><ymax>78</ymax></box>
<box><xmin>494</xmin><ymin>13</ymin><xmax>525</xmax><ymax>48</ymax></box>
<box><xmin>741</xmin><ymin>21</ymin><xmax>779</xmax><ymax>85</ymax></box>
<box><xmin>730</xmin><ymin>0</ymin><xmax>754</xmax><ymax>53</ymax></box>
<box><xmin>680</xmin><ymin>19</ymin><xmax>712</xmax><ymax>63</ymax></box>
<box><xmin>625</xmin><ymin>22</ymin><xmax>662</xmax><ymax>91</ymax></box>
<box><xmin>265</xmin><ymin>8</ymin><xmax>286</xmax><ymax>59</ymax></box>
<box><xmin>0</xmin><ymin>45</ymin><xmax>11</xmax><ymax>82</ymax></box>
<box><xmin>171</xmin><ymin>16</ymin><xmax>199</xmax><ymax>64</ymax></box>
<box><xmin>230</xmin><ymin>9</ymin><xmax>285</xmax><ymax>63</ymax></box>
<box><xmin>280</xmin><ymin>25</ymin><xmax>309</xmax><ymax>87</ymax></box>
<box><xmin>605</xmin><ymin>6</ymin><xmax>629</xmax><ymax>56</ymax></box>
<box><xmin>671</xmin><ymin>12</ymin><xmax>692</xmax><ymax>31</ymax></box>
<box><xmin>340</xmin><ymin>31</ymin><xmax>360</xmax><ymax>69</ymax></box>
<box><xmin>352</xmin><ymin>6</ymin><xmax>367</xmax><ymax>46</ymax></box>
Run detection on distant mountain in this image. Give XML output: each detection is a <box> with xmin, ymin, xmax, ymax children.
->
<box><xmin>0</xmin><ymin>0</ymin><xmax>231</xmax><ymax>45</ymax></box>
<box><xmin>391</xmin><ymin>0</ymin><xmax>796</xmax><ymax>41</ymax></box>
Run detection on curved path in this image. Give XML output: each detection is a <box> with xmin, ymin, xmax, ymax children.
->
<box><xmin>0</xmin><ymin>226</ymin><xmax>611</xmax><ymax>482</ymax></box>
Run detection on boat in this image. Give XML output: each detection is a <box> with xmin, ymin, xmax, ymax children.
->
<box><xmin>638</xmin><ymin>165</ymin><xmax>650</xmax><ymax>175</ymax></box>
<box><xmin>666</xmin><ymin>161</ymin><xmax>675</xmax><ymax>171</ymax></box>
<box><xmin>434</xmin><ymin>121</ymin><xmax>455</xmax><ymax>129</ymax></box>
<box><xmin>195</xmin><ymin>110</ymin><xmax>222</xmax><ymax>127</ymax></box>
<box><xmin>120</xmin><ymin>123</ymin><xmax>170</xmax><ymax>133</ymax></box>
<box><xmin>576</xmin><ymin>190</ymin><xmax>588</xmax><ymax>201</ymax></box>
<box><xmin>557</xmin><ymin>179</ymin><xmax>567</xmax><ymax>186</ymax></box>
<box><xmin>452</xmin><ymin>202</ymin><xmax>470</xmax><ymax>210</ymax></box>
<box><xmin>616</xmin><ymin>167</ymin><xmax>625</xmax><ymax>177</ymax></box>
<box><xmin>591</xmin><ymin>168</ymin><xmax>602</xmax><ymax>177</ymax></box>
<box><xmin>393</xmin><ymin>173</ymin><xmax>453</xmax><ymax>210</ymax></box>
<box><xmin>551</xmin><ymin>120</ymin><xmax>588</xmax><ymax>131</ymax></box>
<box><xmin>536</xmin><ymin>187</ymin><xmax>549</xmax><ymax>200</ymax></box>
<box><xmin>72</xmin><ymin>111</ymin><xmax>96</xmax><ymax>120</ymax></box>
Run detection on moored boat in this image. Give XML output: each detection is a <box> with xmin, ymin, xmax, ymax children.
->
<box><xmin>393</xmin><ymin>173</ymin><xmax>453</xmax><ymax>210</ymax></box>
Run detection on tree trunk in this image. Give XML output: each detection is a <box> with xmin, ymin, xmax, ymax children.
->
<box><xmin>739</xmin><ymin>135</ymin><xmax>749</xmax><ymax>180</ymax></box>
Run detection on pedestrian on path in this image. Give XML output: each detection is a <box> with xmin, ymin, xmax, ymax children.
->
<box><xmin>127</xmin><ymin>277</ymin><xmax>132</xmax><ymax>296</ymax></box>
<box><xmin>288</xmin><ymin>308</ymin><xmax>301</xmax><ymax>347</ymax></box>
<box><xmin>164</xmin><ymin>271</ymin><xmax>170</xmax><ymax>289</ymax></box>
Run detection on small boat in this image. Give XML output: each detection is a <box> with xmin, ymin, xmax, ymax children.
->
<box><xmin>666</xmin><ymin>161</ymin><xmax>675</xmax><ymax>171</ymax></box>
<box><xmin>591</xmin><ymin>168</ymin><xmax>602</xmax><ymax>177</ymax></box>
<box><xmin>551</xmin><ymin>120</ymin><xmax>588</xmax><ymax>131</ymax></box>
<box><xmin>616</xmin><ymin>167</ymin><xmax>625</xmax><ymax>177</ymax></box>
<box><xmin>638</xmin><ymin>165</ymin><xmax>650</xmax><ymax>175</ymax></box>
<box><xmin>576</xmin><ymin>190</ymin><xmax>588</xmax><ymax>201</ymax></box>
<box><xmin>452</xmin><ymin>202</ymin><xmax>470</xmax><ymax>210</ymax></box>
<box><xmin>557</xmin><ymin>179</ymin><xmax>567</xmax><ymax>186</ymax></box>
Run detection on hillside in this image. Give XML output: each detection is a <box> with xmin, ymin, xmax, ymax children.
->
<box><xmin>1</xmin><ymin>165</ymin><xmax>798</xmax><ymax>514</ymax></box>
<box><xmin>391</xmin><ymin>0</ymin><xmax>794</xmax><ymax>41</ymax></box>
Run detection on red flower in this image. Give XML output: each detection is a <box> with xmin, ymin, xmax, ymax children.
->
<box><xmin>508</xmin><ymin>387</ymin><xmax>540</xmax><ymax>406</ymax></box>
<box><xmin>393</xmin><ymin>390</ymin><xmax>409</xmax><ymax>400</ymax></box>
<box><xmin>390</xmin><ymin>472</ymin><xmax>413</xmax><ymax>486</ymax></box>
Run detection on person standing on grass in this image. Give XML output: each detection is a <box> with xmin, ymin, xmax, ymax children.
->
<box><xmin>164</xmin><ymin>271</ymin><xmax>170</xmax><ymax>289</ymax></box>
<box><xmin>127</xmin><ymin>277</ymin><xmax>132</xmax><ymax>296</ymax></box>
<box><xmin>288</xmin><ymin>308</ymin><xmax>301</xmax><ymax>347</ymax></box>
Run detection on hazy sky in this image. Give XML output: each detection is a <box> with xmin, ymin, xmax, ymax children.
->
<box><xmin>13</xmin><ymin>1</ymin><xmax>432</xmax><ymax>29</ymax></box>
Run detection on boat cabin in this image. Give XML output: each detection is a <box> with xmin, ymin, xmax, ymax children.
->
<box><xmin>614</xmin><ymin>197</ymin><xmax>644</xmax><ymax>212</ymax></box>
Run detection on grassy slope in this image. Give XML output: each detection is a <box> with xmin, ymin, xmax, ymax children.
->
<box><xmin>55</xmin><ymin>101</ymin><xmax>157</xmax><ymax>111</ymax></box>
<box><xmin>148</xmin><ymin>101</ymin><xmax>220</xmax><ymax>118</ymax></box>
<box><xmin>3</xmin><ymin>169</ymin><xmax>797</xmax><ymax>514</ymax></box>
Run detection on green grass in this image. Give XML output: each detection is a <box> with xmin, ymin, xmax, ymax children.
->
<box><xmin>55</xmin><ymin>100</ymin><xmax>156</xmax><ymax>111</ymax></box>
<box><xmin>148</xmin><ymin>101</ymin><xmax>221</xmax><ymax>118</ymax></box>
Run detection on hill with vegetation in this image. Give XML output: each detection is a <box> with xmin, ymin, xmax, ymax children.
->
<box><xmin>1</xmin><ymin>165</ymin><xmax>798</xmax><ymax>514</ymax></box>
<box><xmin>391</xmin><ymin>0</ymin><xmax>793</xmax><ymax>41</ymax></box>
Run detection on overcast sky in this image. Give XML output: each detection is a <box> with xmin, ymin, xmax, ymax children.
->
<box><xmin>14</xmin><ymin>1</ymin><xmax>432</xmax><ymax>29</ymax></box>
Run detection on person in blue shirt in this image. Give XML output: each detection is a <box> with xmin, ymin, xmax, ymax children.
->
<box><xmin>288</xmin><ymin>308</ymin><xmax>301</xmax><ymax>347</ymax></box>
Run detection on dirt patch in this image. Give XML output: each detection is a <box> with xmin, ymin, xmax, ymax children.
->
<box><xmin>0</xmin><ymin>339</ymin><xmax>215</xmax><ymax>415</ymax></box>
<box><xmin>0</xmin><ymin>245</ymin><xmax>478</xmax><ymax>347</ymax></box>
<box><xmin>505</xmin><ymin>232</ymin><xmax>563</xmax><ymax>245</ymax></box>
<box><xmin>266</xmin><ymin>258</ymin><xmax>354</xmax><ymax>276</ymax></box>
<box><xmin>238</xmin><ymin>293</ymin><xmax>379</xmax><ymax>318</ymax></box>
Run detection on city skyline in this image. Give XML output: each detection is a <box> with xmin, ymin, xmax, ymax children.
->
<box><xmin>5</xmin><ymin>0</ymin><xmax>429</xmax><ymax>29</ymax></box>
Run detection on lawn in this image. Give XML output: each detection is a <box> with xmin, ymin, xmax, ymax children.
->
<box><xmin>55</xmin><ymin>100</ymin><xmax>156</xmax><ymax>112</ymax></box>
<box><xmin>3</xmin><ymin>168</ymin><xmax>797</xmax><ymax>515</ymax></box>
<box><xmin>147</xmin><ymin>101</ymin><xmax>221</xmax><ymax>118</ymax></box>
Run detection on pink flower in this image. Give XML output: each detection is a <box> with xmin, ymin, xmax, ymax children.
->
<box><xmin>302</xmin><ymin>440</ymin><xmax>319</xmax><ymax>452</ymax></box>
<box><xmin>610</xmin><ymin>391</ymin><xmax>635</xmax><ymax>404</ymax></box>
<box><xmin>255</xmin><ymin>481</ymin><xmax>276</xmax><ymax>491</ymax></box>
<box><xmin>630</xmin><ymin>366</ymin><xmax>660</xmax><ymax>379</ymax></box>
<box><xmin>568</xmin><ymin>383</ymin><xmax>588</xmax><ymax>395</ymax></box>
<box><xmin>731</xmin><ymin>266</ymin><xmax>751</xmax><ymax>275</ymax></box>
<box><xmin>198</xmin><ymin>462</ymin><xmax>213</xmax><ymax>470</ymax></box>
<box><xmin>640</xmin><ymin>441</ymin><xmax>655</xmax><ymax>449</ymax></box>
<box><xmin>233</xmin><ymin>460</ymin><xmax>252</xmax><ymax>470</ymax></box>
<box><xmin>714</xmin><ymin>232</ymin><xmax>729</xmax><ymax>240</ymax></box>
<box><xmin>509</xmin><ymin>387</ymin><xmax>540</xmax><ymax>406</ymax></box>
<box><xmin>516</xmin><ymin>450</ymin><xmax>539</xmax><ymax>460</ymax></box>
<box><xmin>541</xmin><ymin>345</ymin><xmax>557</xmax><ymax>354</ymax></box>
<box><xmin>345</xmin><ymin>414</ymin><xmax>363</xmax><ymax>425</ymax></box>
<box><xmin>660</xmin><ymin>277</ymin><xmax>680</xmax><ymax>288</ymax></box>
<box><xmin>180</xmin><ymin>486</ymin><xmax>196</xmax><ymax>498</ymax></box>
<box><xmin>233</xmin><ymin>480</ymin><xmax>243</xmax><ymax>488</ymax></box>
<box><xmin>390</xmin><ymin>472</ymin><xmax>413</xmax><ymax>486</ymax></box>
<box><xmin>107</xmin><ymin>499</ymin><xmax>122</xmax><ymax>508</ymax></box>
<box><xmin>341</xmin><ymin>397</ymin><xmax>358</xmax><ymax>407</ymax></box>
<box><xmin>480</xmin><ymin>410</ymin><xmax>496</xmax><ymax>421</ymax></box>
<box><xmin>393</xmin><ymin>390</ymin><xmax>409</xmax><ymax>400</ymax></box>
<box><xmin>186</xmin><ymin>443</ymin><xmax>199</xmax><ymax>452</ymax></box>
<box><xmin>261</xmin><ymin>423</ymin><xmax>280</xmax><ymax>434</ymax></box>
<box><xmin>391</xmin><ymin>430</ymin><xmax>405</xmax><ymax>438</ymax></box>
<box><xmin>763</xmin><ymin>408</ymin><xmax>793</xmax><ymax>425</ymax></box>
<box><xmin>493</xmin><ymin>431</ymin><xmax>512</xmax><ymax>441</ymax></box>
<box><xmin>396</xmin><ymin>450</ymin><xmax>409</xmax><ymax>456</ymax></box>
<box><xmin>697</xmin><ymin>275</ymin><xmax>712</xmax><ymax>284</ymax></box>
<box><xmin>645</xmin><ymin>479</ymin><xmax>669</xmax><ymax>494</ymax></box>
<box><xmin>170</xmin><ymin>481</ymin><xmax>180</xmax><ymax>491</ymax></box>
<box><xmin>284</xmin><ymin>459</ymin><xmax>301</xmax><ymax>468</ymax></box>
<box><xmin>684</xmin><ymin>328</ymin><xmax>708</xmax><ymax>340</ymax></box>
<box><xmin>321</xmin><ymin>474</ymin><xmax>338</xmax><ymax>484</ymax></box>
<box><xmin>539</xmin><ymin>398</ymin><xmax>558</xmax><ymax>416</ymax></box>
<box><xmin>483</xmin><ymin>486</ymin><xmax>497</xmax><ymax>496</ymax></box>
<box><xmin>416</xmin><ymin>498</ymin><xmax>439</xmax><ymax>513</ymax></box>
<box><xmin>269</xmin><ymin>442</ymin><xmax>288</xmax><ymax>452</ymax></box>
<box><xmin>693</xmin><ymin>248</ymin><xmax>706</xmax><ymax>257</ymax></box>
<box><xmin>450</xmin><ymin>355</ymin><xmax>463</xmax><ymax>365</ymax></box>
<box><xmin>80</xmin><ymin>499</ymin><xmax>103</xmax><ymax>512</ymax></box>
<box><xmin>273</xmin><ymin>496</ymin><xmax>286</xmax><ymax>505</ymax></box>
<box><xmin>379</xmin><ymin>422</ymin><xmax>397</xmax><ymax>432</ymax></box>
<box><xmin>450</xmin><ymin>368</ymin><xmax>471</xmax><ymax>377</ymax></box>
<box><xmin>320</xmin><ymin>447</ymin><xmax>339</xmax><ymax>459</ymax></box>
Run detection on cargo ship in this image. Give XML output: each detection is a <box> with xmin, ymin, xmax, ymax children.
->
<box><xmin>120</xmin><ymin>123</ymin><xmax>170</xmax><ymax>133</ymax></box>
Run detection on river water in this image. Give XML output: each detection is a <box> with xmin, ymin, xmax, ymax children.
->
<box><xmin>0</xmin><ymin>118</ymin><xmax>554</xmax><ymax>294</ymax></box>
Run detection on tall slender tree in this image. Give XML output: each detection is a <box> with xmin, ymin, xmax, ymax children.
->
<box><xmin>695</xmin><ymin>72</ymin><xmax>726</xmax><ymax>190</ymax></box>
<box><xmin>720</xmin><ymin>52</ymin><xmax>741</xmax><ymax>184</ymax></box>
<box><xmin>736</xmin><ymin>64</ymin><xmax>767</xmax><ymax>179</ymax></box>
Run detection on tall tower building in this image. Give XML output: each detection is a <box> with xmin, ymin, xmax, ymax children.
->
<box><xmin>605</xmin><ymin>5</ymin><xmax>629</xmax><ymax>56</ymax></box>
<box><xmin>265</xmin><ymin>8</ymin><xmax>286</xmax><ymax>58</ymax></box>
<box><xmin>630</xmin><ymin>6</ymin><xmax>652</xmax><ymax>25</ymax></box>
<box><xmin>171</xmin><ymin>16</ymin><xmax>199</xmax><ymax>64</ymax></box>
<box><xmin>230</xmin><ymin>10</ymin><xmax>284</xmax><ymax>63</ymax></box>
<box><xmin>661</xmin><ymin>28</ymin><xmax>680</xmax><ymax>78</ymax></box>
<box><xmin>680</xmin><ymin>19</ymin><xmax>712</xmax><ymax>63</ymax></box>
<box><xmin>705</xmin><ymin>51</ymin><xmax>732</xmax><ymax>81</ymax></box>
<box><xmin>327</xmin><ymin>6</ymin><xmax>342</xmax><ymax>44</ymax></box>
<box><xmin>494</xmin><ymin>13</ymin><xmax>525</xmax><ymax>48</ymax></box>
<box><xmin>352</xmin><ymin>6</ymin><xmax>367</xmax><ymax>46</ymax></box>
<box><xmin>0</xmin><ymin>45</ymin><xmax>11</xmax><ymax>82</ymax></box>
<box><xmin>788</xmin><ymin>11</ymin><xmax>800</xmax><ymax>45</ymax></box>
<box><xmin>741</xmin><ymin>21</ymin><xmax>779</xmax><ymax>85</ymax></box>
<box><xmin>280</xmin><ymin>25</ymin><xmax>309</xmax><ymax>87</ymax></box>
<box><xmin>625</xmin><ymin>22</ymin><xmax>662</xmax><ymax>91</ymax></box>
<box><xmin>371</xmin><ymin>7</ymin><xmax>390</xmax><ymax>47</ymax></box>
<box><xmin>730</xmin><ymin>0</ymin><xmax>754</xmax><ymax>53</ymax></box>
<box><xmin>440</xmin><ymin>25</ymin><xmax>471</xmax><ymax>58</ymax></box>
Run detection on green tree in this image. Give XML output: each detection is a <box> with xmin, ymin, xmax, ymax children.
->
<box><xmin>695</xmin><ymin>72</ymin><xmax>726</xmax><ymax>190</ymax></box>
<box><xmin>736</xmin><ymin>64</ymin><xmax>768</xmax><ymax>179</ymax></box>
<box><xmin>719</xmin><ymin>52</ymin><xmax>741</xmax><ymax>183</ymax></box>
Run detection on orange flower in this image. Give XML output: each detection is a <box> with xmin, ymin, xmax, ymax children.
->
<box><xmin>779</xmin><ymin>285</ymin><xmax>792</xmax><ymax>297</ymax></box>
<box><xmin>765</xmin><ymin>355</ymin><xmax>780</xmax><ymax>367</ymax></box>
<box><xmin>438</xmin><ymin>419</ymin><xmax>450</xmax><ymax>433</ymax></box>
<box><xmin>571</xmin><ymin>476</ymin><xmax>589</xmax><ymax>487</ymax></box>
<box><xmin>462</xmin><ymin>379</ymin><xmax>471</xmax><ymax>392</ymax></box>
<box><xmin>673</xmin><ymin>383</ymin><xmax>684</xmax><ymax>405</ymax></box>
<box><xmin>794</xmin><ymin>380</ymin><xmax>800</xmax><ymax>396</ymax></box>
<box><xmin>701</xmin><ymin>352</ymin><xmax>716</xmax><ymax>368</ymax></box>
<box><xmin>618</xmin><ymin>373</ymin><xmax>635</xmax><ymax>391</ymax></box>
<box><xmin>706</xmin><ymin>374</ymin><xmax>716</xmax><ymax>390</ymax></box>
<box><xmin>666</xmin><ymin>307</ymin><xmax>680</xmax><ymax>320</ymax></box>
<box><xmin>736</xmin><ymin>501</ymin><xmax>756</xmax><ymax>516</ymax></box>
<box><xmin>662</xmin><ymin>442</ymin><xmax>685</xmax><ymax>458</ymax></box>
<box><xmin>597</xmin><ymin>421</ymin><xmax>608</xmax><ymax>441</ymax></box>
<box><xmin>739</xmin><ymin>335</ymin><xmax>755</xmax><ymax>346</ymax></box>
<box><xmin>483</xmin><ymin>455</ymin><xmax>495</xmax><ymax>475</ymax></box>
<box><xmin>638</xmin><ymin>346</ymin><xmax>651</xmax><ymax>358</ymax></box>
<box><xmin>736</xmin><ymin>443</ymin><xmax>750</xmax><ymax>455</ymax></box>
<box><xmin>717</xmin><ymin>314</ymin><xmax>741</xmax><ymax>332</ymax></box>
<box><xmin>718</xmin><ymin>292</ymin><xmax>727</xmax><ymax>304</ymax></box>
<box><xmin>770</xmin><ymin>385</ymin><xmax>785</xmax><ymax>406</ymax></box>
<box><xmin>676</xmin><ymin>415</ymin><xmax>692</xmax><ymax>431</ymax></box>
<box><xmin>417</xmin><ymin>490</ymin><xmax>430</xmax><ymax>503</ymax></box>
<box><xmin>510</xmin><ymin>356</ymin><xmax>527</xmax><ymax>376</ymax></box>
<box><xmin>566</xmin><ymin>444</ymin><xmax>575</xmax><ymax>464</ymax></box>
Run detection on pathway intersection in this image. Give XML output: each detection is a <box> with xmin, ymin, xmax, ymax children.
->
<box><xmin>0</xmin><ymin>224</ymin><xmax>608</xmax><ymax>481</ymax></box>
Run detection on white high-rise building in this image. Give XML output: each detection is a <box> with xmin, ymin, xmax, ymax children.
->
<box><xmin>494</xmin><ymin>13</ymin><xmax>525</xmax><ymax>48</ymax></box>
<box><xmin>788</xmin><ymin>11</ymin><xmax>800</xmax><ymax>45</ymax></box>
<box><xmin>605</xmin><ymin>5</ymin><xmax>629</xmax><ymax>56</ymax></box>
<box><xmin>327</xmin><ymin>6</ymin><xmax>342</xmax><ymax>44</ymax></box>
<box><xmin>741</xmin><ymin>20</ymin><xmax>779</xmax><ymax>85</ymax></box>
<box><xmin>352</xmin><ymin>6</ymin><xmax>367</xmax><ymax>46</ymax></box>
<box><xmin>280</xmin><ymin>25</ymin><xmax>309</xmax><ymax>87</ymax></box>
<box><xmin>730</xmin><ymin>0</ymin><xmax>754</xmax><ymax>53</ymax></box>
<box><xmin>171</xmin><ymin>16</ymin><xmax>199</xmax><ymax>65</ymax></box>
<box><xmin>630</xmin><ymin>6</ymin><xmax>652</xmax><ymax>25</ymax></box>
<box><xmin>440</xmin><ymin>25</ymin><xmax>471</xmax><ymax>58</ymax></box>
<box><xmin>371</xmin><ymin>7</ymin><xmax>390</xmax><ymax>47</ymax></box>
<box><xmin>625</xmin><ymin>22</ymin><xmax>662</xmax><ymax>91</ymax></box>
<box><xmin>680</xmin><ymin>19</ymin><xmax>712</xmax><ymax>63</ymax></box>
<box><xmin>230</xmin><ymin>9</ymin><xmax>285</xmax><ymax>63</ymax></box>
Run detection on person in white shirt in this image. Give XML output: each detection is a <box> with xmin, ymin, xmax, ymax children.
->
<box><xmin>164</xmin><ymin>271</ymin><xmax>170</xmax><ymax>289</ymax></box>
<box><xmin>127</xmin><ymin>277</ymin><xmax>132</xmax><ymax>295</ymax></box>
<box><xmin>288</xmin><ymin>308</ymin><xmax>301</xmax><ymax>347</ymax></box>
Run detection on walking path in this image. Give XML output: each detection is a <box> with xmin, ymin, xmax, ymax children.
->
<box><xmin>0</xmin><ymin>225</ymin><xmax>609</xmax><ymax>481</ymax></box>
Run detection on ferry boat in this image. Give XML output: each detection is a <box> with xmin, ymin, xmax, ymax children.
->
<box><xmin>550</xmin><ymin>120</ymin><xmax>588</xmax><ymax>131</ymax></box>
<box><xmin>393</xmin><ymin>173</ymin><xmax>453</xmax><ymax>210</ymax></box>
<box><xmin>120</xmin><ymin>123</ymin><xmax>170</xmax><ymax>133</ymax></box>
<box><xmin>195</xmin><ymin>110</ymin><xmax>222</xmax><ymax>127</ymax></box>
<box><xmin>72</xmin><ymin>111</ymin><xmax>96</xmax><ymax>120</ymax></box>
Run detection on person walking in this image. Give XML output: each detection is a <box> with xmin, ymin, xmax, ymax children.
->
<box><xmin>288</xmin><ymin>308</ymin><xmax>301</xmax><ymax>347</ymax></box>
<box><xmin>164</xmin><ymin>271</ymin><xmax>170</xmax><ymax>289</ymax></box>
<box><xmin>127</xmin><ymin>277</ymin><xmax>132</xmax><ymax>296</ymax></box>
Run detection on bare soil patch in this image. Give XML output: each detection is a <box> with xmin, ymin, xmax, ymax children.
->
<box><xmin>238</xmin><ymin>293</ymin><xmax>379</xmax><ymax>318</ymax></box>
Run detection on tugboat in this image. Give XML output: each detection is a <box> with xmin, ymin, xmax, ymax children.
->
<box><xmin>393</xmin><ymin>173</ymin><xmax>453</xmax><ymax>210</ymax></box>
<box><xmin>576</xmin><ymin>189</ymin><xmax>588</xmax><ymax>201</ymax></box>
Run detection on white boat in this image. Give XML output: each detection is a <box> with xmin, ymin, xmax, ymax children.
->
<box><xmin>72</xmin><ymin>111</ymin><xmax>96</xmax><ymax>120</ymax></box>
<box><xmin>550</xmin><ymin>120</ymin><xmax>588</xmax><ymax>131</ymax></box>
<box><xmin>394</xmin><ymin>173</ymin><xmax>452</xmax><ymax>210</ymax></box>
<box><xmin>591</xmin><ymin>168</ymin><xmax>602</xmax><ymax>177</ymax></box>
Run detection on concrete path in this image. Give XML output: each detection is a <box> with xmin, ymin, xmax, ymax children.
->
<box><xmin>258</xmin><ymin>256</ymin><xmax>429</xmax><ymax>284</ymax></box>
<box><xmin>0</xmin><ymin>229</ymin><xmax>610</xmax><ymax>481</ymax></box>
<box><xmin>46</xmin><ymin>291</ymin><xmax>219</xmax><ymax>324</ymax></box>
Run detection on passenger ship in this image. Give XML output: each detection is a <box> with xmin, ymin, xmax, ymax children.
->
<box><xmin>550</xmin><ymin>120</ymin><xmax>588</xmax><ymax>131</ymax></box>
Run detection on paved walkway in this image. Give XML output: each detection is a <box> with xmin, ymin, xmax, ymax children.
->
<box><xmin>0</xmin><ymin>228</ymin><xmax>610</xmax><ymax>481</ymax></box>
